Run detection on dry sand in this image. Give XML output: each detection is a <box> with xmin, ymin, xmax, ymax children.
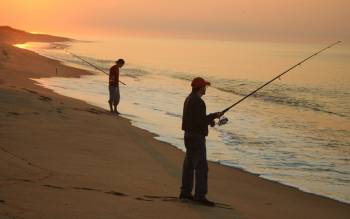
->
<box><xmin>0</xmin><ymin>31</ymin><xmax>349</xmax><ymax>219</ymax></box>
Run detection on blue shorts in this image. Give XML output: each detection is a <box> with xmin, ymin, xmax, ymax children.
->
<box><xmin>109</xmin><ymin>86</ymin><xmax>120</xmax><ymax>105</ymax></box>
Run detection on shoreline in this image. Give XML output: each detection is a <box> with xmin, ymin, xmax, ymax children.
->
<box><xmin>1</xmin><ymin>37</ymin><xmax>350</xmax><ymax>218</ymax></box>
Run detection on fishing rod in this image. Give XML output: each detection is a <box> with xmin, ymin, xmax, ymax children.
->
<box><xmin>64</xmin><ymin>49</ymin><xmax>127</xmax><ymax>85</ymax></box>
<box><xmin>217</xmin><ymin>41</ymin><xmax>341</xmax><ymax>126</ymax></box>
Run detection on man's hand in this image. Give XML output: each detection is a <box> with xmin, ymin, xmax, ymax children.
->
<box><xmin>214</xmin><ymin>112</ymin><xmax>224</xmax><ymax>118</ymax></box>
<box><xmin>210</xmin><ymin>120</ymin><xmax>215</xmax><ymax>127</ymax></box>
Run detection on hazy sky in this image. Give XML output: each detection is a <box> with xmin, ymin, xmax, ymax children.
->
<box><xmin>1</xmin><ymin>0</ymin><xmax>349</xmax><ymax>41</ymax></box>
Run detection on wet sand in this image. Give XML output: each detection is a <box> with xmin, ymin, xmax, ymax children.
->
<box><xmin>0</xmin><ymin>31</ymin><xmax>350</xmax><ymax>218</ymax></box>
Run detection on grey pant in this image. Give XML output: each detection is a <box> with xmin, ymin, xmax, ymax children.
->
<box><xmin>180</xmin><ymin>134</ymin><xmax>208</xmax><ymax>198</ymax></box>
<box><xmin>108</xmin><ymin>86</ymin><xmax>120</xmax><ymax>106</ymax></box>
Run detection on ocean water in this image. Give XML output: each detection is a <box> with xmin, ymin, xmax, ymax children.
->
<box><xmin>17</xmin><ymin>38</ymin><xmax>350</xmax><ymax>203</ymax></box>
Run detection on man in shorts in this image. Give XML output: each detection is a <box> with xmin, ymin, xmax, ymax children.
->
<box><xmin>108</xmin><ymin>59</ymin><xmax>125</xmax><ymax>114</ymax></box>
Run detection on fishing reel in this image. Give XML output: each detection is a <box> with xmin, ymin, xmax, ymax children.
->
<box><xmin>210</xmin><ymin>116</ymin><xmax>229</xmax><ymax>127</ymax></box>
<box><xmin>218</xmin><ymin>116</ymin><xmax>228</xmax><ymax>126</ymax></box>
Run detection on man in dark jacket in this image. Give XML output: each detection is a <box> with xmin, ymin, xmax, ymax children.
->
<box><xmin>180</xmin><ymin>77</ymin><xmax>223</xmax><ymax>206</ymax></box>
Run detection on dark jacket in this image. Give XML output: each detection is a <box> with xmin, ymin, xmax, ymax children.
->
<box><xmin>182</xmin><ymin>92</ymin><xmax>216</xmax><ymax>136</ymax></box>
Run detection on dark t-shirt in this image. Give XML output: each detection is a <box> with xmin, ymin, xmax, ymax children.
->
<box><xmin>109</xmin><ymin>65</ymin><xmax>119</xmax><ymax>87</ymax></box>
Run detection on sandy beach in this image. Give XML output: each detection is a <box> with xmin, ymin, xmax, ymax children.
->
<box><xmin>1</xmin><ymin>28</ymin><xmax>350</xmax><ymax>219</ymax></box>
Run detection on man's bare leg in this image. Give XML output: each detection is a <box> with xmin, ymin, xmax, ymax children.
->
<box><xmin>108</xmin><ymin>101</ymin><xmax>113</xmax><ymax>112</ymax></box>
<box><xmin>114</xmin><ymin>104</ymin><xmax>119</xmax><ymax>114</ymax></box>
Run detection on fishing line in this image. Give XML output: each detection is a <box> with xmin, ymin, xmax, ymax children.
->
<box><xmin>64</xmin><ymin>49</ymin><xmax>127</xmax><ymax>86</ymax></box>
<box><xmin>217</xmin><ymin>41</ymin><xmax>341</xmax><ymax>126</ymax></box>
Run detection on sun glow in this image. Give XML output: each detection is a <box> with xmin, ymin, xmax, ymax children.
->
<box><xmin>1</xmin><ymin>0</ymin><xmax>349</xmax><ymax>41</ymax></box>
<box><xmin>14</xmin><ymin>43</ymin><xmax>31</xmax><ymax>49</ymax></box>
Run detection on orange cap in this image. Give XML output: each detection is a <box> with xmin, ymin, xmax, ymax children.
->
<box><xmin>191</xmin><ymin>77</ymin><xmax>211</xmax><ymax>88</ymax></box>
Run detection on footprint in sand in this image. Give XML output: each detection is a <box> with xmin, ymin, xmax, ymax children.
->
<box><xmin>105</xmin><ymin>191</ymin><xmax>128</xmax><ymax>197</ymax></box>
<box><xmin>15</xmin><ymin>178</ymin><xmax>35</xmax><ymax>183</ymax></box>
<box><xmin>73</xmin><ymin>187</ymin><xmax>102</xmax><ymax>192</ymax></box>
<box><xmin>85</xmin><ymin>108</ymin><xmax>109</xmax><ymax>115</ymax></box>
<box><xmin>135</xmin><ymin>197</ymin><xmax>154</xmax><ymax>202</ymax></box>
<box><xmin>22</xmin><ymin>88</ymin><xmax>38</xmax><ymax>95</ymax></box>
<box><xmin>7</xmin><ymin>112</ymin><xmax>20</xmax><ymax>116</ymax></box>
<box><xmin>73</xmin><ymin>107</ymin><xmax>110</xmax><ymax>115</ymax></box>
<box><xmin>56</xmin><ymin>108</ymin><xmax>63</xmax><ymax>114</ymax></box>
<box><xmin>43</xmin><ymin>184</ymin><xmax>64</xmax><ymax>190</ymax></box>
<box><xmin>143</xmin><ymin>195</ymin><xmax>177</xmax><ymax>202</ymax></box>
<box><xmin>2</xmin><ymin>49</ymin><xmax>9</xmax><ymax>57</ymax></box>
<box><xmin>38</xmin><ymin>96</ymin><xmax>52</xmax><ymax>102</ymax></box>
